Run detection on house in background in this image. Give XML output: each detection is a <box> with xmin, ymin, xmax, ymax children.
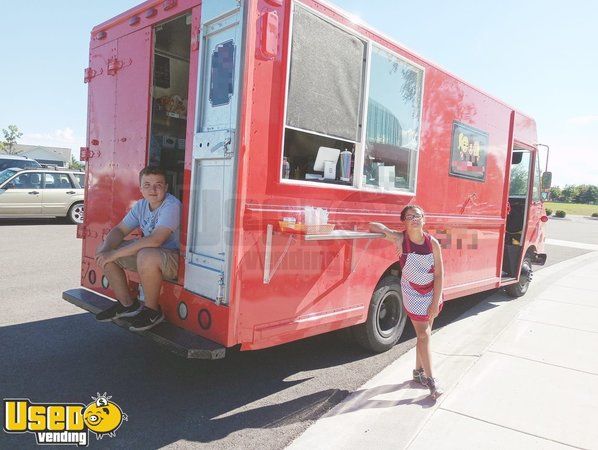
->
<box><xmin>6</xmin><ymin>144</ymin><xmax>72</xmax><ymax>167</ymax></box>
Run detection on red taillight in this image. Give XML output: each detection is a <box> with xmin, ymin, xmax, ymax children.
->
<box><xmin>540</xmin><ymin>215</ymin><xmax>548</xmax><ymax>223</ymax></box>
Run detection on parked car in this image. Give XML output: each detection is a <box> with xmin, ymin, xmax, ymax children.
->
<box><xmin>0</xmin><ymin>154</ymin><xmax>42</xmax><ymax>170</ymax></box>
<box><xmin>0</xmin><ymin>168</ymin><xmax>85</xmax><ymax>224</ymax></box>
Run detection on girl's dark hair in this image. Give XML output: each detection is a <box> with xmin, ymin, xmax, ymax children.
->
<box><xmin>139</xmin><ymin>166</ymin><xmax>167</xmax><ymax>183</ymax></box>
<box><xmin>400</xmin><ymin>204</ymin><xmax>424</xmax><ymax>221</ymax></box>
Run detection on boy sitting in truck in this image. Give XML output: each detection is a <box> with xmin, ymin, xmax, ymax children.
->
<box><xmin>94</xmin><ymin>166</ymin><xmax>181</xmax><ymax>331</ymax></box>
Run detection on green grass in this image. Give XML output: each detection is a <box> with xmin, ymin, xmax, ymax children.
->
<box><xmin>545</xmin><ymin>202</ymin><xmax>598</xmax><ymax>216</ymax></box>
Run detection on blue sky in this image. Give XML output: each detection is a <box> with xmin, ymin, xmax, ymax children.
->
<box><xmin>1</xmin><ymin>1</ymin><xmax>596</xmax><ymax>186</ymax></box>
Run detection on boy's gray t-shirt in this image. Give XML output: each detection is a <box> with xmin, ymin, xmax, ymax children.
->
<box><xmin>121</xmin><ymin>193</ymin><xmax>181</xmax><ymax>250</ymax></box>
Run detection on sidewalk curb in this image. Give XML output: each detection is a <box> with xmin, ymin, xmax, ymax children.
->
<box><xmin>405</xmin><ymin>250</ymin><xmax>598</xmax><ymax>448</ymax></box>
<box><xmin>287</xmin><ymin>250</ymin><xmax>598</xmax><ymax>449</ymax></box>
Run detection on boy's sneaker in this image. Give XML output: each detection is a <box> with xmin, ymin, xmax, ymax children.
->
<box><xmin>96</xmin><ymin>299</ymin><xmax>142</xmax><ymax>322</ymax></box>
<box><xmin>425</xmin><ymin>377</ymin><xmax>444</xmax><ymax>399</ymax></box>
<box><xmin>412</xmin><ymin>368</ymin><xmax>426</xmax><ymax>386</ymax></box>
<box><xmin>128</xmin><ymin>307</ymin><xmax>164</xmax><ymax>331</ymax></box>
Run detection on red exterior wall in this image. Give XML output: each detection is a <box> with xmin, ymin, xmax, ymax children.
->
<box><xmin>230</xmin><ymin>0</ymin><xmax>533</xmax><ymax>349</ymax></box>
<box><xmin>80</xmin><ymin>0</ymin><xmax>544</xmax><ymax>351</ymax></box>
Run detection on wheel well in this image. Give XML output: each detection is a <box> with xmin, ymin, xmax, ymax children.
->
<box><xmin>357</xmin><ymin>263</ymin><xmax>401</xmax><ymax>328</ymax></box>
<box><xmin>381</xmin><ymin>262</ymin><xmax>402</xmax><ymax>282</ymax></box>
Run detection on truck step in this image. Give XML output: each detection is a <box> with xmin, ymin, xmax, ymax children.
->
<box><xmin>62</xmin><ymin>288</ymin><xmax>226</xmax><ymax>360</ymax></box>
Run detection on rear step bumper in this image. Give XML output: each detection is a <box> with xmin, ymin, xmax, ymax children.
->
<box><xmin>62</xmin><ymin>288</ymin><xmax>225</xmax><ymax>360</ymax></box>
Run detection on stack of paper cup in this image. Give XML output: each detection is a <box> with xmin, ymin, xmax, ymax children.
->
<box><xmin>304</xmin><ymin>206</ymin><xmax>315</xmax><ymax>225</ymax></box>
<box><xmin>304</xmin><ymin>207</ymin><xmax>328</xmax><ymax>225</ymax></box>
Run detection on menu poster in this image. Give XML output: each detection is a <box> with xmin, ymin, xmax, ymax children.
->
<box><xmin>449</xmin><ymin>121</ymin><xmax>488</xmax><ymax>182</ymax></box>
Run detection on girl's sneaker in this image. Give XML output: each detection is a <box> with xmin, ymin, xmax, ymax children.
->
<box><xmin>412</xmin><ymin>368</ymin><xmax>426</xmax><ymax>386</ymax></box>
<box><xmin>425</xmin><ymin>377</ymin><xmax>444</xmax><ymax>399</ymax></box>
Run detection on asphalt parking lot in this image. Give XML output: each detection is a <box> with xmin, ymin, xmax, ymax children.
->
<box><xmin>0</xmin><ymin>215</ymin><xmax>594</xmax><ymax>449</ymax></box>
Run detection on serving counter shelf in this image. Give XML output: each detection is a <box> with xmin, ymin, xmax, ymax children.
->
<box><xmin>263</xmin><ymin>224</ymin><xmax>385</xmax><ymax>284</ymax></box>
<box><xmin>303</xmin><ymin>230</ymin><xmax>384</xmax><ymax>241</ymax></box>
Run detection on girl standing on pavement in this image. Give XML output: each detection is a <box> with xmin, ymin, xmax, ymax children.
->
<box><xmin>370</xmin><ymin>205</ymin><xmax>445</xmax><ymax>398</ymax></box>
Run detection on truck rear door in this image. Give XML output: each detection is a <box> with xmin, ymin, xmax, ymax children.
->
<box><xmin>111</xmin><ymin>29</ymin><xmax>153</xmax><ymax>226</ymax></box>
<box><xmin>185</xmin><ymin>0</ymin><xmax>244</xmax><ymax>304</ymax></box>
<box><xmin>84</xmin><ymin>41</ymin><xmax>117</xmax><ymax>259</ymax></box>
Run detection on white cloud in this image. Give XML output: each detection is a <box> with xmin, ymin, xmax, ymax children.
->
<box><xmin>21</xmin><ymin>127</ymin><xmax>84</xmax><ymax>149</ymax></box>
<box><xmin>566</xmin><ymin>115</ymin><xmax>598</xmax><ymax>126</ymax></box>
<box><xmin>544</xmin><ymin>142</ymin><xmax>598</xmax><ymax>186</ymax></box>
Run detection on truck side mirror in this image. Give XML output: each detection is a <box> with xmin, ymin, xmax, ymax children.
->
<box><xmin>541</xmin><ymin>191</ymin><xmax>548</xmax><ymax>201</ymax></box>
<box><xmin>542</xmin><ymin>172</ymin><xmax>552</xmax><ymax>190</ymax></box>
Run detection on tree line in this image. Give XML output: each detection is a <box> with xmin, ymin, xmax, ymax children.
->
<box><xmin>549</xmin><ymin>185</ymin><xmax>598</xmax><ymax>205</ymax></box>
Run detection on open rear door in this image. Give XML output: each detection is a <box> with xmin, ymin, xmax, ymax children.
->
<box><xmin>185</xmin><ymin>0</ymin><xmax>245</xmax><ymax>304</ymax></box>
<box><xmin>83</xmin><ymin>42</ymin><xmax>118</xmax><ymax>262</ymax></box>
<box><xmin>112</xmin><ymin>29</ymin><xmax>153</xmax><ymax>224</ymax></box>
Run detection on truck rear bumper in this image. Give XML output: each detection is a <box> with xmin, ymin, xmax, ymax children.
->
<box><xmin>62</xmin><ymin>288</ymin><xmax>226</xmax><ymax>359</ymax></box>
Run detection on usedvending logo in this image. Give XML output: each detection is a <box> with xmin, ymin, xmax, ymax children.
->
<box><xmin>3</xmin><ymin>393</ymin><xmax>127</xmax><ymax>446</ymax></box>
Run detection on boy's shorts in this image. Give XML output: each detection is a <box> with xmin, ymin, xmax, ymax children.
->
<box><xmin>114</xmin><ymin>240</ymin><xmax>178</xmax><ymax>281</ymax></box>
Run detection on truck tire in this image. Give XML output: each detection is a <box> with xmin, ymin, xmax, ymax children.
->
<box><xmin>68</xmin><ymin>202</ymin><xmax>85</xmax><ymax>224</ymax></box>
<box><xmin>506</xmin><ymin>255</ymin><xmax>533</xmax><ymax>297</ymax></box>
<box><xmin>353</xmin><ymin>275</ymin><xmax>406</xmax><ymax>353</ymax></box>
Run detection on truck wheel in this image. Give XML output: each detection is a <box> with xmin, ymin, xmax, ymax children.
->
<box><xmin>353</xmin><ymin>275</ymin><xmax>406</xmax><ymax>353</ymax></box>
<box><xmin>68</xmin><ymin>202</ymin><xmax>85</xmax><ymax>224</ymax></box>
<box><xmin>506</xmin><ymin>255</ymin><xmax>533</xmax><ymax>297</ymax></box>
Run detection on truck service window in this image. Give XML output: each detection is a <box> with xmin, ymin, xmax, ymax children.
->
<box><xmin>364</xmin><ymin>47</ymin><xmax>423</xmax><ymax>192</ymax></box>
<box><xmin>283</xmin><ymin>5</ymin><xmax>365</xmax><ymax>185</ymax></box>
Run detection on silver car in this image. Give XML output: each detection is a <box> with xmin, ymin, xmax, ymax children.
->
<box><xmin>0</xmin><ymin>154</ymin><xmax>42</xmax><ymax>171</ymax></box>
<box><xmin>0</xmin><ymin>168</ymin><xmax>85</xmax><ymax>224</ymax></box>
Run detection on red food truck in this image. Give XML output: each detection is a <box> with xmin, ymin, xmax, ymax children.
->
<box><xmin>64</xmin><ymin>0</ymin><xmax>551</xmax><ymax>358</ymax></box>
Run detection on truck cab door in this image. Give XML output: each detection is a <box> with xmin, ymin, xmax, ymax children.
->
<box><xmin>524</xmin><ymin>150</ymin><xmax>544</xmax><ymax>248</ymax></box>
<box><xmin>185</xmin><ymin>0</ymin><xmax>244</xmax><ymax>304</ymax></box>
<box><xmin>503</xmin><ymin>148</ymin><xmax>532</xmax><ymax>277</ymax></box>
